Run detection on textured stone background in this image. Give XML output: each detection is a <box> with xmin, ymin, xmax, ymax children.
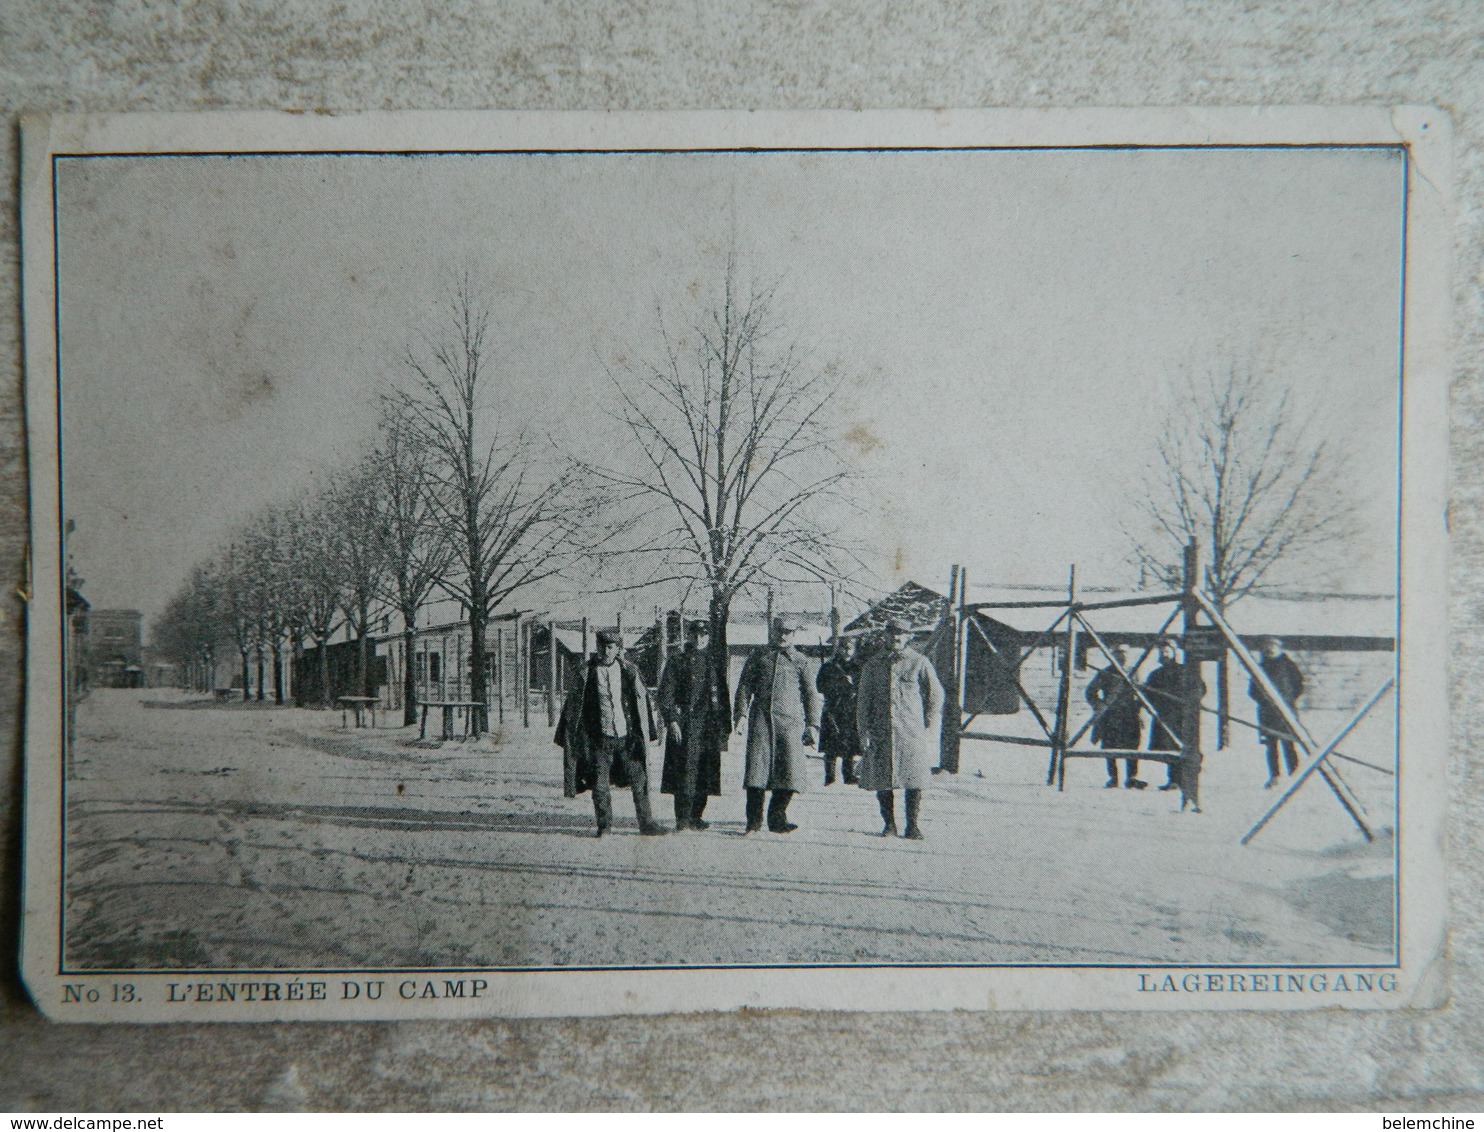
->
<box><xmin>1</xmin><ymin>1</ymin><xmax>1481</xmax><ymax>1111</ymax></box>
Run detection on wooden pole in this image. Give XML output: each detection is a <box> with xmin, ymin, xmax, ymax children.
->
<box><xmin>547</xmin><ymin>619</ymin><xmax>557</xmax><ymax>727</ymax></box>
<box><xmin>939</xmin><ymin>564</ymin><xmax>962</xmax><ymax>775</ymax></box>
<box><xmin>581</xmin><ymin>616</ymin><xmax>589</xmax><ymax>659</ymax></box>
<box><xmin>1179</xmin><ymin>541</ymin><xmax>1203</xmax><ymax>812</ymax></box>
<box><xmin>657</xmin><ymin>608</ymin><xmax>668</xmax><ymax>679</ymax></box>
<box><xmin>829</xmin><ymin>585</ymin><xmax>840</xmax><ymax>641</ymax></box>
<box><xmin>496</xmin><ymin>625</ymin><xmax>505</xmax><ymax>724</ymax></box>
<box><xmin>522</xmin><ymin>619</ymin><xmax>531</xmax><ymax>728</ymax></box>
<box><xmin>1054</xmin><ymin>565</ymin><xmax>1078</xmax><ymax>790</ymax></box>
<box><xmin>615</xmin><ymin>610</ymin><xmax>623</xmax><ymax>645</ymax></box>
<box><xmin>765</xmin><ymin>587</ymin><xmax>775</xmax><ymax>632</ymax></box>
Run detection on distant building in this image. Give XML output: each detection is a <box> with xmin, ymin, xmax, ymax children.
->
<box><xmin>85</xmin><ymin>609</ymin><xmax>144</xmax><ymax>688</ymax></box>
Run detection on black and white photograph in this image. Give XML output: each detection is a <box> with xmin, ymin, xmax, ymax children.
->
<box><xmin>19</xmin><ymin>109</ymin><xmax>1449</xmax><ymax>1020</ymax></box>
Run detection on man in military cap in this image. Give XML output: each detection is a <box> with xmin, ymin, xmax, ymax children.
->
<box><xmin>856</xmin><ymin>617</ymin><xmax>944</xmax><ymax>840</ymax></box>
<box><xmin>555</xmin><ymin>629</ymin><xmax>666</xmax><ymax>837</ymax></box>
<box><xmin>1250</xmin><ymin>636</ymin><xmax>1305</xmax><ymax>788</ymax></box>
<box><xmin>733</xmin><ymin>615</ymin><xmax>821</xmax><ymax>834</ymax></box>
<box><xmin>658</xmin><ymin>619</ymin><xmax>727</xmax><ymax>830</ymax></box>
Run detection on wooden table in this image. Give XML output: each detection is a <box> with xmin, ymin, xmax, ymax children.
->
<box><xmin>417</xmin><ymin>700</ymin><xmax>484</xmax><ymax>741</ymax></box>
<box><xmin>337</xmin><ymin>695</ymin><xmax>379</xmax><ymax>729</ymax></box>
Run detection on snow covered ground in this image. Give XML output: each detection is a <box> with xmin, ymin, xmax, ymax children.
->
<box><xmin>59</xmin><ymin>687</ymin><xmax>1396</xmax><ymax>972</ymax></box>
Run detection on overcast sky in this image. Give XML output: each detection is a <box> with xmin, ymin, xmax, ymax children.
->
<box><xmin>55</xmin><ymin>145</ymin><xmax>1405</xmax><ymax>629</ymax></box>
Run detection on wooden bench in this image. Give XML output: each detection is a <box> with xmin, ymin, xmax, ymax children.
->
<box><xmin>417</xmin><ymin>700</ymin><xmax>484</xmax><ymax>741</ymax></box>
<box><xmin>337</xmin><ymin>695</ymin><xmax>379</xmax><ymax>729</ymax></box>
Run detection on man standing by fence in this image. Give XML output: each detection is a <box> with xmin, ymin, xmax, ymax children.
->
<box><xmin>856</xmin><ymin>618</ymin><xmax>944</xmax><ymax>840</ymax></box>
<box><xmin>1250</xmin><ymin>636</ymin><xmax>1305</xmax><ymax>788</ymax></box>
<box><xmin>734</xmin><ymin>617</ymin><xmax>821</xmax><ymax>834</ymax></box>
<box><xmin>1085</xmin><ymin>644</ymin><xmax>1146</xmax><ymax>790</ymax></box>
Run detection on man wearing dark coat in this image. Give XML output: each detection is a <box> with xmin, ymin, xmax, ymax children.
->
<box><xmin>733</xmin><ymin>616</ymin><xmax>821</xmax><ymax>834</ymax></box>
<box><xmin>658</xmin><ymin>619</ymin><xmax>727</xmax><ymax>830</ymax></box>
<box><xmin>1250</xmin><ymin>636</ymin><xmax>1305</xmax><ymax>788</ymax></box>
<box><xmin>1084</xmin><ymin>644</ymin><xmax>1146</xmax><ymax>789</ymax></box>
<box><xmin>553</xmin><ymin>629</ymin><xmax>666</xmax><ymax>837</ymax></box>
<box><xmin>1143</xmin><ymin>640</ymin><xmax>1204</xmax><ymax>792</ymax></box>
<box><xmin>816</xmin><ymin>635</ymin><xmax>862</xmax><ymax>785</ymax></box>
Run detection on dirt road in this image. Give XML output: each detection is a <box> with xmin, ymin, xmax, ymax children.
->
<box><xmin>59</xmin><ymin>688</ymin><xmax>1395</xmax><ymax>971</ymax></box>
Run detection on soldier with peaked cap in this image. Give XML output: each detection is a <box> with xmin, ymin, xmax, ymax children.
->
<box><xmin>733</xmin><ymin>615</ymin><xmax>821</xmax><ymax>834</ymax></box>
<box><xmin>554</xmin><ymin>629</ymin><xmax>666</xmax><ymax>837</ymax></box>
<box><xmin>1250</xmin><ymin>636</ymin><xmax>1305</xmax><ymax>788</ymax></box>
<box><xmin>817</xmin><ymin>634</ymin><xmax>862</xmax><ymax>785</ymax></box>
<box><xmin>658</xmin><ymin>619</ymin><xmax>728</xmax><ymax>830</ymax></box>
<box><xmin>1085</xmin><ymin>644</ymin><xmax>1146</xmax><ymax>789</ymax></box>
<box><xmin>856</xmin><ymin>617</ymin><xmax>944</xmax><ymax>840</ymax></box>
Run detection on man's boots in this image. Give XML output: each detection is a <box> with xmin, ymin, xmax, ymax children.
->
<box><xmin>903</xmin><ymin>788</ymin><xmax>924</xmax><ymax>840</ymax></box>
<box><xmin>767</xmin><ymin>790</ymin><xmax>797</xmax><ymax>833</ymax></box>
<box><xmin>824</xmin><ymin>757</ymin><xmax>836</xmax><ymax>786</ymax></box>
<box><xmin>876</xmin><ymin>790</ymin><xmax>897</xmax><ymax>837</ymax></box>
<box><xmin>744</xmin><ymin>788</ymin><xmax>765</xmax><ymax>833</ymax></box>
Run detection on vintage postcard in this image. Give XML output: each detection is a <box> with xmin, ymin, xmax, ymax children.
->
<box><xmin>19</xmin><ymin>108</ymin><xmax>1450</xmax><ymax>1021</ymax></box>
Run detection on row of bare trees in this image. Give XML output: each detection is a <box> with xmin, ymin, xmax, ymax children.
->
<box><xmin>153</xmin><ymin>297</ymin><xmax>602</xmax><ymax>728</ymax></box>
<box><xmin>153</xmin><ymin>256</ymin><xmax>1356</xmax><ymax>741</ymax></box>
<box><xmin>153</xmin><ymin>263</ymin><xmax>855</xmax><ymax>733</ymax></box>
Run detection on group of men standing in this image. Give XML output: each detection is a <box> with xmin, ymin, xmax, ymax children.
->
<box><xmin>555</xmin><ymin>615</ymin><xmax>944</xmax><ymax>840</ymax></box>
<box><xmin>1083</xmin><ymin>636</ymin><xmax>1305</xmax><ymax>792</ymax></box>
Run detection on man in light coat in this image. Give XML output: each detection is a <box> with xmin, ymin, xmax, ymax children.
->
<box><xmin>856</xmin><ymin>618</ymin><xmax>945</xmax><ymax>840</ymax></box>
<box><xmin>733</xmin><ymin>616</ymin><xmax>821</xmax><ymax>834</ymax></box>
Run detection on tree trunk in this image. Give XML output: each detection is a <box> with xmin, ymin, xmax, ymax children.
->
<box><xmin>318</xmin><ymin>636</ymin><xmax>331</xmax><ymax>709</ymax></box>
<box><xmin>402</xmin><ymin>622</ymin><xmax>418</xmax><ymax>726</ymax></box>
<box><xmin>469</xmin><ymin>605</ymin><xmax>489</xmax><ymax>735</ymax></box>
<box><xmin>710</xmin><ymin>591</ymin><xmax>732</xmax><ymax>731</ymax></box>
<box><xmin>240</xmin><ymin>649</ymin><xmax>251</xmax><ymax>702</ymax></box>
<box><xmin>273</xmin><ymin>643</ymin><xmax>285</xmax><ymax>705</ymax></box>
<box><xmin>1217</xmin><ymin>650</ymin><xmax>1230</xmax><ymax>750</ymax></box>
<box><xmin>255</xmin><ymin>646</ymin><xmax>266</xmax><ymax>702</ymax></box>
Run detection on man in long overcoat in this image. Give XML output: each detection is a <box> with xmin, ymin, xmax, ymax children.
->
<box><xmin>553</xmin><ymin>630</ymin><xmax>666</xmax><ymax>837</ymax></box>
<box><xmin>658</xmin><ymin>619</ymin><xmax>728</xmax><ymax>830</ymax></box>
<box><xmin>1143</xmin><ymin>640</ymin><xmax>1204</xmax><ymax>793</ymax></box>
<box><xmin>1250</xmin><ymin>636</ymin><xmax>1305</xmax><ymax>787</ymax></box>
<box><xmin>1085</xmin><ymin>644</ymin><xmax>1146</xmax><ymax>789</ymax></box>
<box><xmin>733</xmin><ymin>616</ymin><xmax>821</xmax><ymax>834</ymax></box>
<box><xmin>856</xmin><ymin>618</ymin><xmax>944</xmax><ymax>840</ymax></box>
<box><xmin>816</xmin><ymin>635</ymin><xmax>862</xmax><ymax>785</ymax></box>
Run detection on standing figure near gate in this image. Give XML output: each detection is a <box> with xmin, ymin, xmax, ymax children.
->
<box><xmin>733</xmin><ymin>617</ymin><xmax>821</xmax><ymax>834</ymax></box>
<box><xmin>816</xmin><ymin>635</ymin><xmax>862</xmax><ymax>786</ymax></box>
<box><xmin>658</xmin><ymin>619</ymin><xmax>727</xmax><ymax>830</ymax></box>
<box><xmin>556</xmin><ymin>629</ymin><xmax>666</xmax><ymax>837</ymax></box>
<box><xmin>1085</xmin><ymin>644</ymin><xmax>1146</xmax><ymax>790</ymax></box>
<box><xmin>856</xmin><ymin>618</ymin><xmax>945</xmax><ymax>840</ymax></box>
<box><xmin>1143</xmin><ymin>640</ymin><xmax>1204</xmax><ymax>792</ymax></box>
<box><xmin>1250</xmin><ymin>636</ymin><xmax>1305</xmax><ymax>788</ymax></box>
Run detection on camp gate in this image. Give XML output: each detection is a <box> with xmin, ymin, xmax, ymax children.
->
<box><xmin>918</xmin><ymin>543</ymin><xmax>1396</xmax><ymax>846</ymax></box>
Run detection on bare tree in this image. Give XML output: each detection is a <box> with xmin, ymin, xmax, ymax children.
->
<box><xmin>593</xmin><ymin>259</ymin><xmax>862</xmax><ymax>707</ymax></box>
<box><xmin>328</xmin><ymin>458</ymin><xmax>391</xmax><ymax>701</ymax></box>
<box><xmin>152</xmin><ymin>562</ymin><xmax>228</xmax><ymax>693</ymax></box>
<box><xmin>289</xmin><ymin>494</ymin><xmax>347</xmax><ymax>709</ymax></box>
<box><xmin>1127</xmin><ymin>362</ymin><xmax>1360</xmax><ymax>745</ymax></box>
<box><xmin>372</xmin><ymin>403</ymin><xmax>455</xmax><ymax>725</ymax></box>
<box><xmin>395</xmin><ymin>276</ymin><xmax>602</xmax><ymax>734</ymax></box>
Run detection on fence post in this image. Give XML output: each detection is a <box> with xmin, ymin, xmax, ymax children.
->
<box><xmin>939</xmin><ymin>564</ymin><xmax>962</xmax><ymax>775</ymax></box>
<box><xmin>1180</xmin><ymin>541</ymin><xmax>1203</xmax><ymax>812</ymax></box>
<box><xmin>547</xmin><ymin>619</ymin><xmax>557</xmax><ymax>727</ymax></box>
